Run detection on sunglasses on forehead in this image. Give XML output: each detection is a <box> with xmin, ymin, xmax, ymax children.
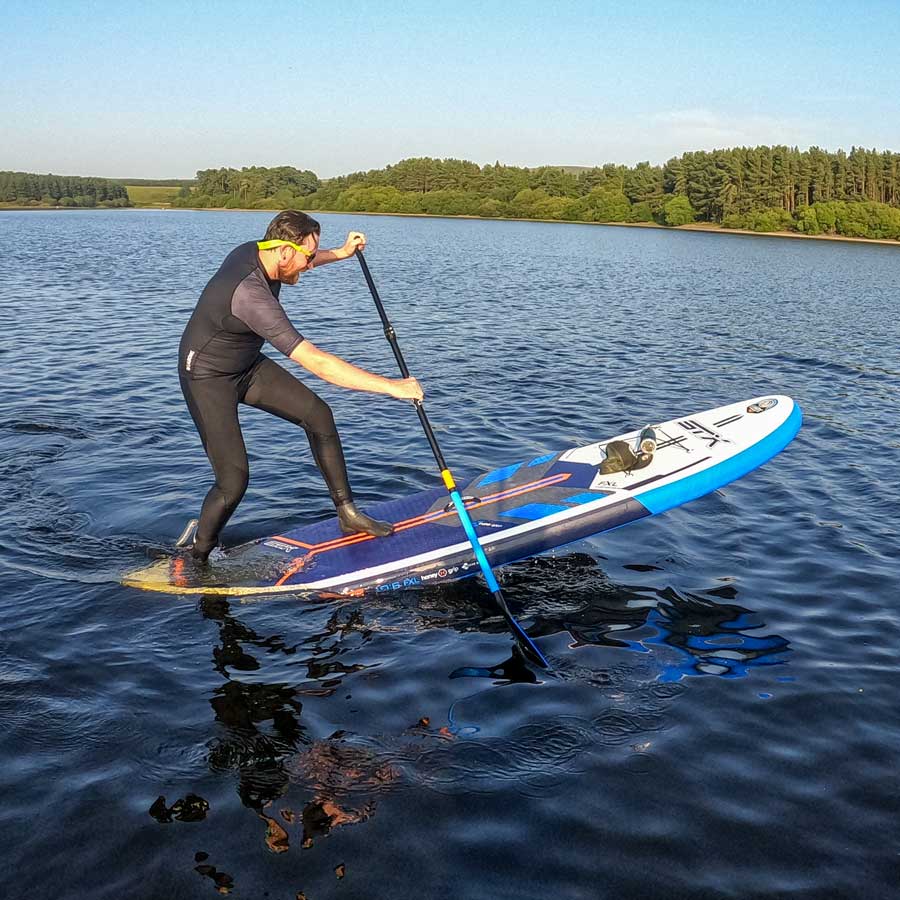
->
<box><xmin>257</xmin><ymin>239</ymin><xmax>316</xmax><ymax>260</ymax></box>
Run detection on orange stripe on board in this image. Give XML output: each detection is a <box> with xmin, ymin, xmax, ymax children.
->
<box><xmin>274</xmin><ymin>554</ymin><xmax>308</xmax><ymax>586</ymax></box>
<box><xmin>272</xmin><ymin>472</ymin><xmax>570</xmax><ymax>553</ymax></box>
<box><xmin>271</xmin><ymin>471</ymin><xmax>572</xmax><ymax>586</ymax></box>
<box><xmin>273</xmin><ymin>532</ymin><xmax>374</xmax><ymax>586</ymax></box>
<box><xmin>172</xmin><ymin>556</ymin><xmax>188</xmax><ymax>588</ymax></box>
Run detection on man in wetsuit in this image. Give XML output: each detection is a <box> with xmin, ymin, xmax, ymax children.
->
<box><xmin>179</xmin><ymin>209</ymin><xmax>423</xmax><ymax>562</ymax></box>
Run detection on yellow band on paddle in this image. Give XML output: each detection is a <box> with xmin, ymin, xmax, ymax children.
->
<box><xmin>257</xmin><ymin>239</ymin><xmax>315</xmax><ymax>258</ymax></box>
<box><xmin>441</xmin><ymin>469</ymin><xmax>456</xmax><ymax>491</ymax></box>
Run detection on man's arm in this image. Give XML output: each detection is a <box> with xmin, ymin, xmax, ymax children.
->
<box><xmin>309</xmin><ymin>231</ymin><xmax>366</xmax><ymax>268</ymax></box>
<box><xmin>290</xmin><ymin>340</ymin><xmax>423</xmax><ymax>400</ymax></box>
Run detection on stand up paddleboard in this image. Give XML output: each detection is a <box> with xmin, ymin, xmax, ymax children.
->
<box><xmin>122</xmin><ymin>395</ymin><xmax>801</xmax><ymax>597</ymax></box>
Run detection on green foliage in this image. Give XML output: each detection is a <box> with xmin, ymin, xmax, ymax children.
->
<box><xmin>817</xmin><ymin>200</ymin><xmax>900</xmax><ymax>239</ymax></box>
<box><xmin>418</xmin><ymin>190</ymin><xmax>485</xmax><ymax>217</ymax></box>
<box><xmin>797</xmin><ymin>206</ymin><xmax>822</xmax><ymax>234</ymax></box>
<box><xmin>331</xmin><ymin>185</ymin><xmax>414</xmax><ymax>213</ymax></box>
<box><xmin>0</xmin><ymin>171</ymin><xmax>131</xmax><ymax>207</ymax></box>
<box><xmin>478</xmin><ymin>198</ymin><xmax>504</xmax><ymax>217</ymax></box>
<box><xmin>624</xmin><ymin>162</ymin><xmax>664</xmax><ymax>203</ymax></box>
<box><xmin>663</xmin><ymin>196</ymin><xmax>696</xmax><ymax>226</ymax></box>
<box><xmin>577</xmin><ymin>163</ymin><xmax>627</xmax><ymax>193</ymax></box>
<box><xmin>581</xmin><ymin>187</ymin><xmax>633</xmax><ymax>222</ymax></box>
<box><xmin>114</xmin><ymin>178</ymin><xmax>195</xmax><ymax>187</ymax></box>
<box><xmin>628</xmin><ymin>201</ymin><xmax>655</xmax><ymax>223</ymax></box>
<box><xmin>509</xmin><ymin>188</ymin><xmax>569</xmax><ymax>220</ymax></box>
<box><xmin>722</xmin><ymin>207</ymin><xmax>793</xmax><ymax>232</ymax></box>
<box><xmin>172</xmin><ymin>165</ymin><xmax>320</xmax><ymax>209</ymax></box>
<box><xmin>718</xmin><ymin>200</ymin><xmax>900</xmax><ymax>239</ymax></box>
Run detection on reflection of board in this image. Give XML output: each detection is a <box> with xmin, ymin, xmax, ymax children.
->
<box><xmin>122</xmin><ymin>395</ymin><xmax>801</xmax><ymax>597</ymax></box>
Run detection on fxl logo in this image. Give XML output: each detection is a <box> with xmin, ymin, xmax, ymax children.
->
<box><xmin>376</xmin><ymin>576</ymin><xmax>422</xmax><ymax>593</ymax></box>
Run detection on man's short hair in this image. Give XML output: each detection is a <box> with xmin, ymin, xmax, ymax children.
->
<box><xmin>264</xmin><ymin>210</ymin><xmax>321</xmax><ymax>243</ymax></box>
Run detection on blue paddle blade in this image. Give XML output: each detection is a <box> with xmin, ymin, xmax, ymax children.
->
<box><xmin>448</xmin><ymin>490</ymin><xmax>549</xmax><ymax>668</ymax></box>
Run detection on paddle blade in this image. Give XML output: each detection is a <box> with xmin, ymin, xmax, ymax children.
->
<box><xmin>492</xmin><ymin>590</ymin><xmax>550</xmax><ymax>669</ymax></box>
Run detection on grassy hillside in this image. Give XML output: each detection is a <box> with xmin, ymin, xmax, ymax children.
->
<box><xmin>116</xmin><ymin>178</ymin><xmax>194</xmax><ymax>187</ymax></box>
<box><xmin>125</xmin><ymin>184</ymin><xmax>182</xmax><ymax>206</ymax></box>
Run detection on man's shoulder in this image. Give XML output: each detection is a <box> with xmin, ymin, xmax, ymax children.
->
<box><xmin>220</xmin><ymin>241</ymin><xmax>262</xmax><ymax>272</ymax></box>
<box><xmin>207</xmin><ymin>242</ymin><xmax>270</xmax><ymax>295</ymax></box>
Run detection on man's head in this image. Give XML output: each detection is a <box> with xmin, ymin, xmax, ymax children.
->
<box><xmin>261</xmin><ymin>210</ymin><xmax>321</xmax><ymax>284</ymax></box>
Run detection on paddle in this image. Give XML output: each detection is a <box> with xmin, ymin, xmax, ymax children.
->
<box><xmin>356</xmin><ymin>250</ymin><xmax>549</xmax><ymax>669</ymax></box>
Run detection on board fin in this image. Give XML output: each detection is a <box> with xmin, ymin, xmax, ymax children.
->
<box><xmin>175</xmin><ymin>518</ymin><xmax>199</xmax><ymax>549</ymax></box>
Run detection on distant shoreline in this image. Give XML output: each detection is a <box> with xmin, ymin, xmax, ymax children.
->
<box><xmin>4</xmin><ymin>203</ymin><xmax>899</xmax><ymax>248</ymax></box>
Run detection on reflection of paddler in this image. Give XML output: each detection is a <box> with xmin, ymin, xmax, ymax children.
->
<box><xmin>199</xmin><ymin>596</ymin><xmax>397</xmax><ymax>854</ymax></box>
<box><xmin>177</xmin><ymin>210</ymin><xmax>423</xmax><ymax>561</ymax></box>
<box><xmin>300</xmin><ymin>797</ymin><xmax>374</xmax><ymax>850</ymax></box>
<box><xmin>201</xmin><ymin>596</ymin><xmax>304</xmax><ymax>819</ymax></box>
<box><xmin>292</xmin><ymin>741</ymin><xmax>396</xmax><ymax>848</ymax></box>
<box><xmin>253</xmin><ymin>741</ymin><xmax>395</xmax><ymax>852</ymax></box>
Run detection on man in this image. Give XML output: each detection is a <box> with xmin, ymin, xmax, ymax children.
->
<box><xmin>178</xmin><ymin>209</ymin><xmax>423</xmax><ymax>562</ymax></box>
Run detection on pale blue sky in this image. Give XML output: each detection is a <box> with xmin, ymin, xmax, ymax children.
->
<box><xmin>3</xmin><ymin>0</ymin><xmax>898</xmax><ymax>178</ymax></box>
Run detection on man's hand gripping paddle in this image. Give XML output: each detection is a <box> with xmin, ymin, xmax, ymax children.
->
<box><xmin>356</xmin><ymin>250</ymin><xmax>549</xmax><ymax>669</ymax></box>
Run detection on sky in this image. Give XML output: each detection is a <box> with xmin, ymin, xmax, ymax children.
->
<box><xmin>3</xmin><ymin>0</ymin><xmax>899</xmax><ymax>179</ymax></box>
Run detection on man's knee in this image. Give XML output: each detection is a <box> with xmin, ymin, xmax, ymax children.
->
<box><xmin>307</xmin><ymin>397</ymin><xmax>337</xmax><ymax>435</ymax></box>
<box><xmin>217</xmin><ymin>465</ymin><xmax>249</xmax><ymax>508</ymax></box>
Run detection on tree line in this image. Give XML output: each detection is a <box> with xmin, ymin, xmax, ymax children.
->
<box><xmin>173</xmin><ymin>147</ymin><xmax>900</xmax><ymax>241</ymax></box>
<box><xmin>11</xmin><ymin>146</ymin><xmax>900</xmax><ymax>240</ymax></box>
<box><xmin>0</xmin><ymin>171</ymin><xmax>131</xmax><ymax>207</ymax></box>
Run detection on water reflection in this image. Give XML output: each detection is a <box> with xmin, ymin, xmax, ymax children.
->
<box><xmin>192</xmin><ymin>554</ymin><xmax>789</xmax><ymax>838</ymax></box>
<box><xmin>202</xmin><ymin>596</ymin><xmax>307</xmax><ymax>818</ymax></box>
<box><xmin>644</xmin><ymin>587</ymin><xmax>791</xmax><ymax>682</ymax></box>
<box><xmin>500</xmin><ymin>554</ymin><xmax>791</xmax><ymax>682</ymax></box>
<box><xmin>199</xmin><ymin>596</ymin><xmax>392</xmax><ymax>856</ymax></box>
<box><xmin>449</xmin><ymin>651</ymin><xmax>541</xmax><ymax>685</ymax></box>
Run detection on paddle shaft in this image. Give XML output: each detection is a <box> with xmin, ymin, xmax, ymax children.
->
<box><xmin>356</xmin><ymin>255</ymin><xmax>446</xmax><ymax>468</ymax></box>
<box><xmin>356</xmin><ymin>250</ymin><xmax>548</xmax><ymax>668</ymax></box>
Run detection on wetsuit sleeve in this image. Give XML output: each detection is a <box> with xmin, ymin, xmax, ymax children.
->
<box><xmin>231</xmin><ymin>275</ymin><xmax>304</xmax><ymax>357</ymax></box>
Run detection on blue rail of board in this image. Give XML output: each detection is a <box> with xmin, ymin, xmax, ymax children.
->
<box><xmin>636</xmin><ymin>403</ymin><xmax>802</xmax><ymax>515</ymax></box>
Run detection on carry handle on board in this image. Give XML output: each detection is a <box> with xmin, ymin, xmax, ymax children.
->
<box><xmin>355</xmin><ymin>250</ymin><xmax>549</xmax><ymax>669</ymax></box>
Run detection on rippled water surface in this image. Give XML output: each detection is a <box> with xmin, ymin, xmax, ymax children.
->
<box><xmin>1</xmin><ymin>210</ymin><xmax>899</xmax><ymax>899</ymax></box>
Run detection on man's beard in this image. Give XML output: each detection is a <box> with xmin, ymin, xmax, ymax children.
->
<box><xmin>281</xmin><ymin>271</ymin><xmax>300</xmax><ymax>285</ymax></box>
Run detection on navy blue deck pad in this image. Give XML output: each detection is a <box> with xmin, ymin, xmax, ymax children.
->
<box><xmin>544</xmin><ymin>460</ymin><xmax>600</xmax><ymax>488</ymax></box>
<box><xmin>275</xmin><ymin>487</ymin><xmax>450</xmax><ymax>547</ymax></box>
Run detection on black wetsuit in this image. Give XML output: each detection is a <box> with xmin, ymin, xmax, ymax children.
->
<box><xmin>179</xmin><ymin>242</ymin><xmax>353</xmax><ymax>555</ymax></box>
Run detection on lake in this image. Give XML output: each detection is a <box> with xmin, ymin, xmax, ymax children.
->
<box><xmin>1</xmin><ymin>209</ymin><xmax>899</xmax><ymax>899</ymax></box>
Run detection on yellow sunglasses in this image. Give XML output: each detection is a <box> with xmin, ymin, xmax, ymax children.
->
<box><xmin>257</xmin><ymin>239</ymin><xmax>316</xmax><ymax>260</ymax></box>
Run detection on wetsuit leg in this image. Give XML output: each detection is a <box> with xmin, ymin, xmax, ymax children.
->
<box><xmin>180</xmin><ymin>374</ymin><xmax>250</xmax><ymax>555</ymax></box>
<box><xmin>241</xmin><ymin>357</ymin><xmax>353</xmax><ymax>506</ymax></box>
